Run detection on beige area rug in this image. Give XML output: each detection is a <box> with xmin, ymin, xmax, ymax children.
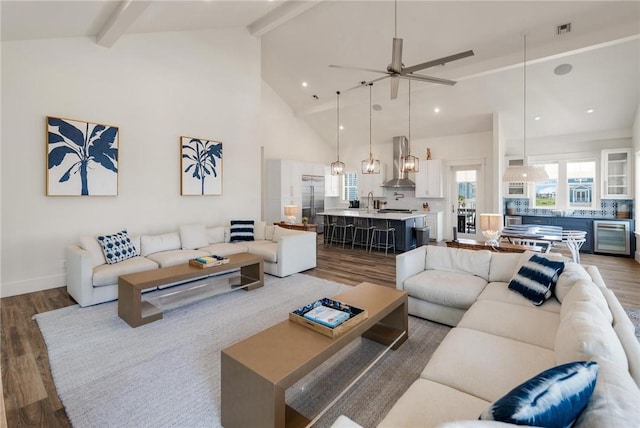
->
<box><xmin>35</xmin><ymin>274</ymin><xmax>450</xmax><ymax>428</ymax></box>
<box><xmin>624</xmin><ymin>307</ymin><xmax>640</xmax><ymax>342</ymax></box>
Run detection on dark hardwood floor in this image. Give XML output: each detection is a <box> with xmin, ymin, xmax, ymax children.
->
<box><xmin>1</xmin><ymin>239</ymin><xmax>639</xmax><ymax>426</ymax></box>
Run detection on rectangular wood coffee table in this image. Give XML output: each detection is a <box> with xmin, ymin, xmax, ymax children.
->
<box><xmin>221</xmin><ymin>282</ymin><xmax>408</xmax><ymax>428</ymax></box>
<box><xmin>118</xmin><ymin>252</ymin><xmax>263</xmax><ymax>327</ymax></box>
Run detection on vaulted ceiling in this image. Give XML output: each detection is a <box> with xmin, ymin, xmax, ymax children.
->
<box><xmin>2</xmin><ymin>1</ymin><xmax>639</xmax><ymax>153</ymax></box>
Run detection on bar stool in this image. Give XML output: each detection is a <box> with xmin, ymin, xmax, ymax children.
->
<box><xmin>330</xmin><ymin>216</ymin><xmax>354</xmax><ymax>248</ymax></box>
<box><xmin>352</xmin><ymin>217</ymin><xmax>374</xmax><ymax>249</ymax></box>
<box><xmin>561</xmin><ymin>230</ymin><xmax>587</xmax><ymax>263</ymax></box>
<box><xmin>369</xmin><ymin>218</ymin><xmax>396</xmax><ymax>255</ymax></box>
<box><xmin>324</xmin><ymin>215</ymin><xmax>336</xmax><ymax>244</ymax></box>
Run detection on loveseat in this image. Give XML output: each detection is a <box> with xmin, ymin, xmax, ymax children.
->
<box><xmin>336</xmin><ymin>245</ymin><xmax>640</xmax><ymax>427</ymax></box>
<box><xmin>66</xmin><ymin>221</ymin><xmax>317</xmax><ymax>307</ymax></box>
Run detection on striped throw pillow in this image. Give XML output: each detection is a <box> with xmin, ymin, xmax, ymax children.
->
<box><xmin>229</xmin><ymin>220</ymin><xmax>254</xmax><ymax>242</ymax></box>
<box><xmin>508</xmin><ymin>254</ymin><xmax>565</xmax><ymax>305</ymax></box>
<box><xmin>480</xmin><ymin>361</ymin><xmax>599</xmax><ymax>427</ymax></box>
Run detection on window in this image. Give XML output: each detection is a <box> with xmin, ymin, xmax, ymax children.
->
<box><xmin>533</xmin><ymin>163</ymin><xmax>558</xmax><ymax>207</ymax></box>
<box><xmin>343</xmin><ymin>172</ymin><xmax>358</xmax><ymax>201</ymax></box>
<box><xmin>567</xmin><ymin>161</ymin><xmax>595</xmax><ymax>208</ymax></box>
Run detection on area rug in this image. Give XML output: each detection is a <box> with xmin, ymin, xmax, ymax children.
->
<box><xmin>624</xmin><ymin>307</ymin><xmax>640</xmax><ymax>342</ymax></box>
<box><xmin>35</xmin><ymin>274</ymin><xmax>450</xmax><ymax>428</ymax></box>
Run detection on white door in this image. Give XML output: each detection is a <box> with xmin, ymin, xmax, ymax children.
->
<box><xmin>450</xmin><ymin>164</ymin><xmax>484</xmax><ymax>240</ymax></box>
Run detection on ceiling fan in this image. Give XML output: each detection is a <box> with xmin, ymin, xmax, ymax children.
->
<box><xmin>330</xmin><ymin>1</ymin><xmax>475</xmax><ymax>99</ymax></box>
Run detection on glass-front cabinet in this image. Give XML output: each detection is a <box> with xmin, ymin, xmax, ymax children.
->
<box><xmin>601</xmin><ymin>149</ymin><xmax>632</xmax><ymax>199</ymax></box>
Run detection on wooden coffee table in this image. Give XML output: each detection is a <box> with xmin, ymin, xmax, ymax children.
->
<box><xmin>221</xmin><ymin>282</ymin><xmax>408</xmax><ymax>428</ymax></box>
<box><xmin>118</xmin><ymin>252</ymin><xmax>263</xmax><ymax>327</ymax></box>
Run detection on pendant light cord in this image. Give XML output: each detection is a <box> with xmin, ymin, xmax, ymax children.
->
<box><xmin>336</xmin><ymin>91</ymin><xmax>341</xmax><ymax>161</ymax></box>
<box><xmin>408</xmin><ymin>80</ymin><xmax>411</xmax><ymax>150</ymax></box>
<box><xmin>394</xmin><ymin>0</ymin><xmax>397</xmax><ymax>39</ymax></box>
<box><xmin>369</xmin><ymin>82</ymin><xmax>373</xmax><ymax>157</ymax></box>
<box><xmin>523</xmin><ymin>34</ymin><xmax>527</xmax><ymax>161</ymax></box>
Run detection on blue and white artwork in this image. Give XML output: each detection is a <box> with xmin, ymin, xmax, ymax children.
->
<box><xmin>181</xmin><ymin>136</ymin><xmax>222</xmax><ymax>196</ymax></box>
<box><xmin>47</xmin><ymin>116</ymin><xmax>118</xmax><ymax>196</ymax></box>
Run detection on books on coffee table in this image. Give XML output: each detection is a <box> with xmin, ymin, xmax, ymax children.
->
<box><xmin>189</xmin><ymin>256</ymin><xmax>230</xmax><ymax>268</ymax></box>
<box><xmin>289</xmin><ymin>297</ymin><xmax>368</xmax><ymax>338</ymax></box>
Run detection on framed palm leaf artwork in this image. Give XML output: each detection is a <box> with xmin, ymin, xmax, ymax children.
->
<box><xmin>180</xmin><ymin>136</ymin><xmax>223</xmax><ymax>196</ymax></box>
<box><xmin>46</xmin><ymin>116</ymin><xmax>119</xmax><ymax>196</ymax></box>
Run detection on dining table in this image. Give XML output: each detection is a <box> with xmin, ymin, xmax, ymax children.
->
<box><xmin>500</xmin><ymin>224</ymin><xmax>563</xmax><ymax>252</ymax></box>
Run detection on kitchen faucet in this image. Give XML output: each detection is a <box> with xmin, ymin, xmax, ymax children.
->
<box><xmin>367</xmin><ymin>192</ymin><xmax>374</xmax><ymax>212</ymax></box>
<box><xmin>394</xmin><ymin>192</ymin><xmax>404</xmax><ymax>201</ymax></box>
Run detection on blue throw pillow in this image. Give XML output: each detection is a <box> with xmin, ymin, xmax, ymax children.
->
<box><xmin>229</xmin><ymin>220</ymin><xmax>254</xmax><ymax>242</ymax></box>
<box><xmin>508</xmin><ymin>254</ymin><xmax>565</xmax><ymax>305</ymax></box>
<box><xmin>480</xmin><ymin>361</ymin><xmax>598</xmax><ymax>428</ymax></box>
<box><xmin>97</xmin><ymin>230</ymin><xmax>137</xmax><ymax>264</ymax></box>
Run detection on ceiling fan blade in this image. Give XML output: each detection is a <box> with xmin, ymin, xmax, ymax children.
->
<box><xmin>402</xmin><ymin>50</ymin><xmax>475</xmax><ymax>74</ymax></box>
<box><xmin>390</xmin><ymin>75</ymin><xmax>400</xmax><ymax>99</ymax></box>
<box><xmin>341</xmin><ymin>75</ymin><xmax>390</xmax><ymax>93</ymax></box>
<box><xmin>390</xmin><ymin>38</ymin><xmax>403</xmax><ymax>73</ymax></box>
<box><xmin>401</xmin><ymin>73</ymin><xmax>457</xmax><ymax>86</ymax></box>
<box><xmin>329</xmin><ymin>64</ymin><xmax>391</xmax><ymax>75</ymax></box>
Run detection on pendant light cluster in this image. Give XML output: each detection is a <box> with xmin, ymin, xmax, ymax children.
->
<box><xmin>362</xmin><ymin>82</ymin><xmax>381</xmax><ymax>174</ymax></box>
<box><xmin>503</xmin><ymin>34</ymin><xmax>549</xmax><ymax>183</ymax></box>
<box><xmin>330</xmin><ymin>91</ymin><xmax>345</xmax><ymax>175</ymax></box>
<box><xmin>401</xmin><ymin>80</ymin><xmax>419</xmax><ymax>173</ymax></box>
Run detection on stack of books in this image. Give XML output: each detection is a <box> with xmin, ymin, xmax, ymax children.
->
<box><xmin>189</xmin><ymin>255</ymin><xmax>230</xmax><ymax>268</ymax></box>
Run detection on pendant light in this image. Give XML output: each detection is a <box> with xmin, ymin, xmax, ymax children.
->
<box><xmin>330</xmin><ymin>91</ymin><xmax>345</xmax><ymax>175</ymax></box>
<box><xmin>401</xmin><ymin>80</ymin><xmax>419</xmax><ymax>173</ymax></box>
<box><xmin>361</xmin><ymin>82</ymin><xmax>380</xmax><ymax>174</ymax></box>
<box><xmin>503</xmin><ymin>34</ymin><xmax>549</xmax><ymax>183</ymax></box>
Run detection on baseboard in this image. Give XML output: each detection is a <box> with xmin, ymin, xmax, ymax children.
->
<box><xmin>0</xmin><ymin>273</ymin><xmax>65</xmax><ymax>298</ymax></box>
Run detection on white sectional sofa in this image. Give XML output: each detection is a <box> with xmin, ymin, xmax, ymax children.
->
<box><xmin>66</xmin><ymin>221</ymin><xmax>317</xmax><ymax>307</ymax></box>
<box><xmin>338</xmin><ymin>245</ymin><xmax>640</xmax><ymax>427</ymax></box>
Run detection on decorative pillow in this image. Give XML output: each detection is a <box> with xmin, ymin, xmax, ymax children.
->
<box><xmin>254</xmin><ymin>221</ymin><xmax>266</xmax><ymax>240</ymax></box>
<box><xmin>80</xmin><ymin>235</ymin><xmax>107</xmax><ymax>267</ymax></box>
<box><xmin>480</xmin><ymin>361</ymin><xmax>599</xmax><ymax>427</ymax></box>
<box><xmin>508</xmin><ymin>254</ymin><xmax>565</xmax><ymax>305</ymax></box>
<box><xmin>179</xmin><ymin>224</ymin><xmax>208</xmax><ymax>250</ymax></box>
<box><xmin>140</xmin><ymin>232</ymin><xmax>181</xmax><ymax>256</ymax></box>
<box><xmin>97</xmin><ymin>230</ymin><xmax>138</xmax><ymax>264</ymax></box>
<box><xmin>206</xmin><ymin>226</ymin><xmax>226</xmax><ymax>244</ymax></box>
<box><xmin>229</xmin><ymin>220</ymin><xmax>254</xmax><ymax>242</ymax></box>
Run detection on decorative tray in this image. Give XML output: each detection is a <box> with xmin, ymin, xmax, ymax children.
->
<box><xmin>189</xmin><ymin>255</ymin><xmax>230</xmax><ymax>268</ymax></box>
<box><xmin>289</xmin><ymin>297</ymin><xmax>368</xmax><ymax>338</ymax></box>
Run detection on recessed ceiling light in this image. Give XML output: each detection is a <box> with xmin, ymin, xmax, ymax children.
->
<box><xmin>301</xmin><ymin>81</ymin><xmax>308</xmax><ymax>87</ymax></box>
<box><xmin>434</xmin><ymin>107</ymin><xmax>440</xmax><ymax>113</ymax></box>
<box><xmin>339</xmin><ymin>125</ymin><xmax>344</xmax><ymax>130</ymax></box>
<box><xmin>372</xmin><ymin>104</ymin><xmax>382</xmax><ymax>111</ymax></box>
<box><xmin>554</xmin><ymin>63</ymin><xmax>573</xmax><ymax>76</ymax></box>
<box><xmin>534</xmin><ymin>116</ymin><xmax>541</xmax><ymax>121</ymax></box>
<box><xmin>586</xmin><ymin>108</ymin><xmax>595</xmax><ymax>114</ymax></box>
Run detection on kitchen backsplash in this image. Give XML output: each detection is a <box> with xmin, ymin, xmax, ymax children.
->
<box><xmin>504</xmin><ymin>198</ymin><xmax>633</xmax><ymax>219</ymax></box>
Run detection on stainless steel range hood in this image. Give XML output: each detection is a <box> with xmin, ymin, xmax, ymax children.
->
<box><xmin>382</xmin><ymin>136</ymin><xmax>415</xmax><ymax>188</ymax></box>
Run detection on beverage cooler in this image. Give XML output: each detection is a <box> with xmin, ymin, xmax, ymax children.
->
<box><xmin>593</xmin><ymin>220</ymin><xmax>632</xmax><ymax>256</ymax></box>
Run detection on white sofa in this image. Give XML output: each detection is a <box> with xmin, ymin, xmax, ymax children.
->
<box><xmin>338</xmin><ymin>245</ymin><xmax>640</xmax><ymax>427</ymax></box>
<box><xmin>66</xmin><ymin>221</ymin><xmax>317</xmax><ymax>307</ymax></box>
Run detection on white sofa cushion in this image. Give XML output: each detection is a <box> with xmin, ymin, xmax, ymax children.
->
<box><xmin>265</xmin><ymin>225</ymin><xmax>276</xmax><ymax>241</ymax></box>
<box><xmin>478</xmin><ymin>282</ymin><xmax>561</xmax><ymax>314</ymax></box>
<box><xmin>248</xmin><ymin>242</ymin><xmax>278</xmax><ymax>263</ymax></box>
<box><xmin>488</xmin><ymin>252</ymin><xmax>523</xmax><ymax>283</ymax></box>
<box><xmin>179</xmin><ymin>224</ymin><xmax>208</xmax><ymax>250</ymax></box>
<box><xmin>199</xmin><ymin>242</ymin><xmax>248</xmax><ymax>257</ymax></box>
<box><xmin>378</xmin><ymin>379</ymin><xmax>491</xmax><ymax>428</ymax></box>
<box><xmin>272</xmin><ymin>225</ymin><xmax>299</xmax><ymax>242</ymax></box>
<box><xmin>555</xmin><ymin>262</ymin><xmax>593</xmax><ymax>302</ymax></box>
<box><xmin>207</xmin><ymin>226</ymin><xmax>226</xmax><ymax>244</ymax></box>
<box><xmin>457</xmin><ymin>300</ymin><xmax>560</xmax><ymax>349</ymax></box>
<box><xmin>480</xmin><ymin>361</ymin><xmax>598</xmax><ymax>427</ymax></box>
<box><xmin>555</xmin><ymin>300</ymin><xmax>628</xmax><ymax>370</ymax></box>
<box><xmin>145</xmin><ymin>249</ymin><xmax>208</xmax><ymax>268</ymax></box>
<box><xmin>404</xmin><ymin>270</ymin><xmax>487</xmax><ymax>310</ymax></box>
<box><xmin>560</xmin><ymin>279</ymin><xmax>612</xmax><ymax>323</ymax></box>
<box><xmin>422</xmin><ymin>328</ymin><xmax>556</xmax><ymax>402</ymax></box>
<box><xmin>426</xmin><ymin>246</ymin><xmax>492</xmax><ymax>281</ymax></box>
<box><xmin>140</xmin><ymin>232</ymin><xmax>181</xmax><ymax>256</ymax></box>
<box><xmin>254</xmin><ymin>221</ymin><xmax>266</xmax><ymax>240</ymax></box>
<box><xmin>92</xmin><ymin>256</ymin><xmax>158</xmax><ymax>287</ymax></box>
<box><xmin>80</xmin><ymin>234</ymin><xmax>107</xmax><ymax>267</ymax></box>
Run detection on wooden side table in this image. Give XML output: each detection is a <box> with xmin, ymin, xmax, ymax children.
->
<box><xmin>274</xmin><ymin>222</ymin><xmax>317</xmax><ymax>232</ymax></box>
<box><xmin>446</xmin><ymin>238</ymin><xmax>543</xmax><ymax>253</ymax></box>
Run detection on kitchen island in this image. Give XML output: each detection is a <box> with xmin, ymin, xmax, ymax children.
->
<box><xmin>320</xmin><ymin>209</ymin><xmax>427</xmax><ymax>252</ymax></box>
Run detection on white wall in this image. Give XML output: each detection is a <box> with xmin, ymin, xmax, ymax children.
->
<box><xmin>1</xmin><ymin>29</ymin><xmax>262</xmax><ymax>297</ymax></box>
<box><xmin>631</xmin><ymin>105</ymin><xmax>640</xmax><ymax>262</ymax></box>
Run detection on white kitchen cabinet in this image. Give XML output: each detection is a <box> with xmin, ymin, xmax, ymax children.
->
<box><xmin>324</xmin><ymin>166</ymin><xmax>341</xmax><ymax>197</ymax></box>
<box><xmin>423</xmin><ymin>211</ymin><xmax>444</xmax><ymax>241</ymax></box>
<box><xmin>358</xmin><ymin>166</ymin><xmax>386</xmax><ymax>198</ymax></box>
<box><xmin>601</xmin><ymin>149</ymin><xmax>633</xmax><ymax>199</ymax></box>
<box><xmin>266</xmin><ymin>159</ymin><xmax>302</xmax><ymax>223</ymax></box>
<box><xmin>414</xmin><ymin>160</ymin><xmax>444</xmax><ymax>198</ymax></box>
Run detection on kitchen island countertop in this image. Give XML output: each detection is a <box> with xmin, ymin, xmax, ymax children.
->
<box><xmin>319</xmin><ymin>209</ymin><xmax>428</xmax><ymax>221</ymax></box>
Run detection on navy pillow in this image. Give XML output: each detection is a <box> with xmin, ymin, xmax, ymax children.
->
<box><xmin>480</xmin><ymin>361</ymin><xmax>599</xmax><ymax>428</ymax></box>
<box><xmin>508</xmin><ymin>254</ymin><xmax>565</xmax><ymax>305</ymax></box>
<box><xmin>97</xmin><ymin>230</ymin><xmax>137</xmax><ymax>264</ymax></box>
<box><xmin>229</xmin><ymin>220</ymin><xmax>254</xmax><ymax>242</ymax></box>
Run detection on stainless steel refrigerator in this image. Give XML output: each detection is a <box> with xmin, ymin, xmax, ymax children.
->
<box><xmin>301</xmin><ymin>175</ymin><xmax>325</xmax><ymax>233</ymax></box>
